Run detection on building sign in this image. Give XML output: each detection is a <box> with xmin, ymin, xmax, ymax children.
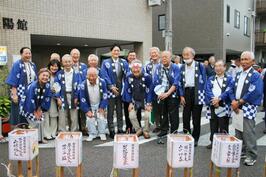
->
<box><xmin>2</xmin><ymin>17</ymin><xmax>28</xmax><ymax>30</ymax></box>
<box><xmin>0</xmin><ymin>46</ymin><xmax>7</xmax><ymax>65</ymax></box>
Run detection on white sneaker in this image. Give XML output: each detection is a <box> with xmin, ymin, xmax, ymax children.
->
<box><xmin>86</xmin><ymin>135</ymin><xmax>96</xmax><ymax>142</ymax></box>
<box><xmin>99</xmin><ymin>134</ymin><xmax>107</xmax><ymax>141</ymax></box>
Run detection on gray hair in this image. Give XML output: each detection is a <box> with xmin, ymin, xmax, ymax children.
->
<box><xmin>149</xmin><ymin>47</ymin><xmax>160</xmax><ymax>54</ymax></box>
<box><xmin>88</xmin><ymin>54</ymin><xmax>99</xmax><ymax>62</ymax></box>
<box><xmin>183</xmin><ymin>47</ymin><xmax>196</xmax><ymax>56</ymax></box>
<box><xmin>61</xmin><ymin>54</ymin><xmax>72</xmax><ymax>61</ymax></box>
<box><xmin>70</xmin><ymin>48</ymin><xmax>80</xmax><ymax>55</ymax></box>
<box><xmin>87</xmin><ymin>67</ymin><xmax>99</xmax><ymax>75</ymax></box>
<box><xmin>241</xmin><ymin>51</ymin><xmax>255</xmax><ymax>60</ymax></box>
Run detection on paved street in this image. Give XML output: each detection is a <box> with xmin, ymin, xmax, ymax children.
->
<box><xmin>0</xmin><ymin>109</ymin><xmax>265</xmax><ymax>177</ymax></box>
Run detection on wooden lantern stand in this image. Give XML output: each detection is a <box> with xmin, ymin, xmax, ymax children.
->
<box><xmin>8</xmin><ymin>155</ymin><xmax>40</xmax><ymax>177</ymax></box>
<box><xmin>112</xmin><ymin>168</ymin><xmax>139</xmax><ymax>177</ymax></box>
<box><xmin>166</xmin><ymin>163</ymin><xmax>192</xmax><ymax>177</ymax></box>
<box><xmin>56</xmin><ymin>164</ymin><xmax>82</xmax><ymax>177</ymax></box>
<box><xmin>209</xmin><ymin>161</ymin><xmax>240</xmax><ymax>177</ymax></box>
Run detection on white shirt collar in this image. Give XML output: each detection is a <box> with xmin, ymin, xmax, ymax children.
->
<box><xmin>242</xmin><ymin>67</ymin><xmax>252</xmax><ymax>74</ymax></box>
<box><xmin>215</xmin><ymin>74</ymin><xmax>225</xmax><ymax>79</ymax></box>
<box><xmin>112</xmin><ymin>57</ymin><xmax>119</xmax><ymax>63</ymax></box>
<box><xmin>64</xmin><ymin>68</ymin><xmax>73</xmax><ymax>74</ymax></box>
<box><xmin>87</xmin><ymin>78</ymin><xmax>99</xmax><ymax>86</ymax></box>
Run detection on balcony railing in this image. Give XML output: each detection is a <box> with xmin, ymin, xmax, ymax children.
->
<box><xmin>255</xmin><ymin>31</ymin><xmax>266</xmax><ymax>45</ymax></box>
<box><xmin>257</xmin><ymin>0</ymin><xmax>266</xmax><ymax>14</ymax></box>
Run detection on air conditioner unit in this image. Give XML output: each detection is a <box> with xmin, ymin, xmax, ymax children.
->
<box><xmin>148</xmin><ymin>0</ymin><xmax>161</xmax><ymax>7</ymax></box>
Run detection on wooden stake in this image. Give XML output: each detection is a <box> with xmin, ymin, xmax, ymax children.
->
<box><xmin>27</xmin><ymin>160</ymin><xmax>33</xmax><ymax>177</ymax></box>
<box><xmin>132</xmin><ymin>168</ymin><xmax>139</xmax><ymax>177</ymax></box>
<box><xmin>209</xmin><ymin>162</ymin><xmax>213</xmax><ymax>177</ymax></box>
<box><xmin>18</xmin><ymin>160</ymin><xmax>23</xmax><ymax>177</ymax></box>
<box><xmin>226</xmin><ymin>168</ymin><xmax>232</xmax><ymax>177</ymax></box>
<box><xmin>215</xmin><ymin>166</ymin><xmax>221</xmax><ymax>177</ymax></box>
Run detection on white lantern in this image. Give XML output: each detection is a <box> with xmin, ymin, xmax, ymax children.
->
<box><xmin>55</xmin><ymin>132</ymin><xmax>82</xmax><ymax>167</ymax></box>
<box><xmin>167</xmin><ymin>134</ymin><xmax>194</xmax><ymax>168</ymax></box>
<box><xmin>211</xmin><ymin>134</ymin><xmax>242</xmax><ymax>168</ymax></box>
<box><xmin>8</xmin><ymin>129</ymin><xmax>39</xmax><ymax>161</ymax></box>
<box><xmin>113</xmin><ymin>134</ymin><xmax>139</xmax><ymax>169</ymax></box>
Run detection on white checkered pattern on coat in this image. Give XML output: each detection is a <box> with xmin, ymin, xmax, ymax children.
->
<box><xmin>198</xmin><ymin>90</ymin><xmax>205</xmax><ymax>105</ymax></box>
<box><xmin>17</xmin><ymin>84</ymin><xmax>26</xmax><ymax>98</ymax></box>
<box><xmin>206</xmin><ymin>104</ymin><xmax>231</xmax><ymax>119</ymax></box>
<box><xmin>242</xmin><ymin>103</ymin><xmax>257</xmax><ymax>120</ymax></box>
<box><xmin>20</xmin><ymin>110</ymin><xmax>44</xmax><ymax>122</ymax></box>
<box><xmin>107</xmin><ymin>90</ymin><xmax>116</xmax><ymax>99</ymax></box>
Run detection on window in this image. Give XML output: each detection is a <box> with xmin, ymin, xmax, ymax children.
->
<box><xmin>226</xmin><ymin>5</ymin><xmax>230</xmax><ymax>23</ymax></box>
<box><xmin>158</xmin><ymin>14</ymin><xmax>166</xmax><ymax>31</ymax></box>
<box><xmin>234</xmin><ymin>10</ymin><xmax>240</xmax><ymax>28</ymax></box>
<box><xmin>244</xmin><ymin>16</ymin><xmax>250</xmax><ymax>36</ymax></box>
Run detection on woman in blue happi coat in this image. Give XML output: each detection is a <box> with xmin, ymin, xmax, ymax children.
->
<box><xmin>20</xmin><ymin>68</ymin><xmax>52</xmax><ymax>143</ymax></box>
<box><xmin>6</xmin><ymin>47</ymin><xmax>37</xmax><ymax>127</ymax></box>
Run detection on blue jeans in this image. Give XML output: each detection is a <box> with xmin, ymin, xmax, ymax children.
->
<box><xmin>87</xmin><ymin>105</ymin><xmax>107</xmax><ymax>136</ymax></box>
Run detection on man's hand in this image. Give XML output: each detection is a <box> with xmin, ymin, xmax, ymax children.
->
<box><xmin>211</xmin><ymin>97</ymin><xmax>220</xmax><ymax>108</ymax></box>
<box><xmin>158</xmin><ymin>92</ymin><xmax>170</xmax><ymax>100</ymax></box>
<box><xmin>86</xmin><ymin>111</ymin><xmax>93</xmax><ymax>118</ymax></box>
<box><xmin>145</xmin><ymin>104</ymin><xmax>152</xmax><ymax>112</ymax></box>
<box><xmin>34</xmin><ymin>108</ymin><xmax>43</xmax><ymax>119</ymax></box>
<box><xmin>231</xmin><ymin>100</ymin><xmax>239</xmax><ymax>111</ymax></box>
<box><xmin>74</xmin><ymin>98</ymin><xmax>78</xmax><ymax>107</ymax></box>
<box><xmin>98</xmin><ymin>108</ymin><xmax>105</xmax><ymax>115</ymax></box>
<box><xmin>180</xmin><ymin>96</ymin><xmax>186</xmax><ymax>106</ymax></box>
<box><xmin>57</xmin><ymin>98</ymin><xmax>62</xmax><ymax>108</ymax></box>
<box><xmin>12</xmin><ymin>94</ymin><xmax>19</xmax><ymax>104</ymax></box>
<box><xmin>128</xmin><ymin>103</ymin><xmax>134</xmax><ymax>112</ymax></box>
<box><xmin>111</xmin><ymin>86</ymin><xmax>119</xmax><ymax>96</ymax></box>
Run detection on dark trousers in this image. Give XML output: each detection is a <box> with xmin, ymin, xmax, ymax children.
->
<box><xmin>152</xmin><ymin>100</ymin><xmax>160</xmax><ymax>128</ymax></box>
<box><xmin>264</xmin><ymin>111</ymin><xmax>266</xmax><ymax>128</ymax></box>
<box><xmin>123</xmin><ymin>101</ymin><xmax>141</xmax><ymax>130</ymax></box>
<box><xmin>183</xmin><ymin>87</ymin><xmax>203</xmax><ymax>142</ymax></box>
<box><xmin>78</xmin><ymin>110</ymin><xmax>87</xmax><ymax>133</ymax></box>
<box><xmin>107</xmin><ymin>96</ymin><xmax>123</xmax><ymax>132</ymax></box>
<box><xmin>209</xmin><ymin>108</ymin><xmax>229</xmax><ymax>142</ymax></box>
<box><xmin>159</xmin><ymin>96</ymin><xmax>179</xmax><ymax>133</ymax></box>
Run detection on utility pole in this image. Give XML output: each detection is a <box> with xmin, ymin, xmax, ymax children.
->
<box><xmin>164</xmin><ymin>0</ymin><xmax>173</xmax><ymax>53</ymax></box>
<box><xmin>250</xmin><ymin>0</ymin><xmax>256</xmax><ymax>53</ymax></box>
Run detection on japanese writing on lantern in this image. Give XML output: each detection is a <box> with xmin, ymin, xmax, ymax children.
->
<box><xmin>12</xmin><ymin>137</ymin><xmax>27</xmax><ymax>157</ymax></box>
<box><xmin>61</xmin><ymin>142</ymin><xmax>77</xmax><ymax>164</ymax></box>
<box><xmin>226</xmin><ymin>144</ymin><xmax>240</xmax><ymax>164</ymax></box>
<box><xmin>2</xmin><ymin>17</ymin><xmax>28</xmax><ymax>30</ymax></box>
<box><xmin>177</xmin><ymin>143</ymin><xmax>192</xmax><ymax>162</ymax></box>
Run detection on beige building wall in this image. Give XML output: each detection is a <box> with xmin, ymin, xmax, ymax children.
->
<box><xmin>0</xmin><ymin>0</ymin><xmax>152</xmax><ymax>68</ymax></box>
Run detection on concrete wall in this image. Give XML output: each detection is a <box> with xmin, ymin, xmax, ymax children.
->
<box><xmin>223</xmin><ymin>0</ymin><xmax>253</xmax><ymax>58</ymax></box>
<box><xmin>0</xmin><ymin>0</ymin><xmax>152</xmax><ymax>68</ymax></box>
<box><xmin>152</xmin><ymin>0</ymin><xmax>224</xmax><ymax>59</ymax></box>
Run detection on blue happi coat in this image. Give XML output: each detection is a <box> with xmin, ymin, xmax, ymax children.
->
<box><xmin>6</xmin><ymin>59</ymin><xmax>37</xmax><ymax>100</ymax></box>
<box><xmin>123</xmin><ymin>72</ymin><xmax>153</xmax><ymax>104</ymax></box>
<box><xmin>100</xmin><ymin>58</ymin><xmax>129</xmax><ymax>98</ymax></box>
<box><xmin>179</xmin><ymin>61</ymin><xmax>207</xmax><ymax>105</ymax></box>
<box><xmin>79</xmin><ymin>78</ymin><xmax>108</xmax><ymax>113</ymax></box>
<box><xmin>229</xmin><ymin>68</ymin><xmax>263</xmax><ymax>119</ymax></box>
<box><xmin>145</xmin><ymin>61</ymin><xmax>160</xmax><ymax>76</ymax></box>
<box><xmin>20</xmin><ymin>80</ymin><xmax>52</xmax><ymax>121</ymax></box>
<box><xmin>74</xmin><ymin>62</ymin><xmax>88</xmax><ymax>81</ymax></box>
<box><xmin>54</xmin><ymin>69</ymin><xmax>80</xmax><ymax>109</ymax></box>
<box><xmin>153</xmin><ymin>63</ymin><xmax>180</xmax><ymax>99</ymax></box>
<box><xmin>205</xmin><ymin>75</ymin><xmax>233</xmax><ymax>119</ymax></box>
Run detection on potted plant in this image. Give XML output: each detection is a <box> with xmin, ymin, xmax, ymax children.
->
<box><xmin>0</xmin><ymin>96</ymin><xmax>11</xmax><ymax>141</ymax></box>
